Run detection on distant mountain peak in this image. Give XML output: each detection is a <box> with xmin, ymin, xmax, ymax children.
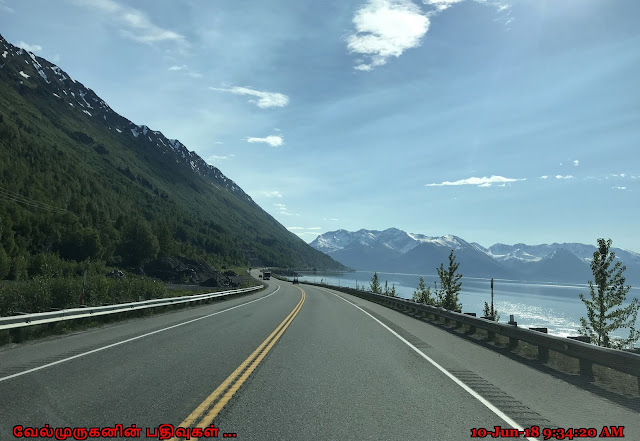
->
<box><xmin>309</xmin><ymin>227</ymin><xmax>640</xmax><ymax>283</ymax></box>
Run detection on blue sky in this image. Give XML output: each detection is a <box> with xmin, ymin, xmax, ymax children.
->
<box><xmin>1</xmin><ymin>0</ymin><xmax>639</xmax><ymax>251</ymax></box>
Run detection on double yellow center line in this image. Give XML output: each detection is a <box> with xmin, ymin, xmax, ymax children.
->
<box><xmin>171</xmin><ymin>288</ymin><xmax>305</xmax><ymax>440</ymax></box>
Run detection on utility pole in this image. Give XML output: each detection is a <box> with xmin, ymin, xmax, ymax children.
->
<box><xmin>490</xmin><ymin>278</ymin><xmax>494</xmax><ymax>317</ymax></box>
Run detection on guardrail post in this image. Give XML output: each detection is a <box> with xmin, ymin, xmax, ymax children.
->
<box><xmin>530</xmin><ymin>328</ymin><xmax>549</xmax><ymax>362</ymax></box>
<box><xmin>507</xmin><ymin>315</ymin><xmax>518</xmax><ymax>348</ymax></box>
<box><xmin>579</xmin><ymin>358</ymin><xmax>594</xmax><ymax>381</ymax></box>
<box><xmin>9</xmin><ymin>327</ymin><xmax>22</xmax><ymax>343</ymax></box>
<box><xmin>463</xmin><ymin>313</ymin><xmax>476</xmax><ymax>334</ymax></box>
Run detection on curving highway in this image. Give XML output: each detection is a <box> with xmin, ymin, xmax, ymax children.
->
<box><xmin>1</xmin><ymin>272</ymin><xmax>637</xmax><ymax>440</ymax></box>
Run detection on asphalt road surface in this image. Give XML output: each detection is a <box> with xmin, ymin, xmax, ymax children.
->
<box><xmin>1</xmin><ymin>273</ymin><xmax>638</xmax><ymax>440</ymax></box>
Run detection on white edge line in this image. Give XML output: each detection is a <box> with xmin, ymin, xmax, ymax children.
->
<box><xmin>0</xmin><ymin>285</ymin><xmax>281</xmax><ymax>383</ymax></box>
<box><xmin>317</xmin><ymin>286</ymin><xmax>538</xmax><ymax>441</ymax></box>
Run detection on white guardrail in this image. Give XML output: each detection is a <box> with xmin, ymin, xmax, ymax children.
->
<box><xmin>0</xmin><ymin>285</ymin><xmax>264</xmax><ymax>331</ymax></box>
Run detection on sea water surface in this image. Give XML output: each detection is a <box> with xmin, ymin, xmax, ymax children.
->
<box><xmin>297</xmin><ymin>270</ymin><xmax>640</xmax><ymax>343</ymax></box>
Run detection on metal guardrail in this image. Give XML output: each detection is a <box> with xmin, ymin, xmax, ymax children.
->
<box><xmin>0</xmin><ymin>285</ymin><xmax>263</xmax><ymax>331</ymax></box>
<box><xmin>303</xmin><ymin>281</ymin><xmax>640</xmax><ymax>391</ymax></box>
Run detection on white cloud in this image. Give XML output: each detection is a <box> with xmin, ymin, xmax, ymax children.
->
<box><xmin>210</xmin><ymin>86</ymin><xmax>288</xmax><ymax>108</ymax></box>
<box><xmin>17</xmin><ymin>41</ymin><xmax>42</xmax><ymax>53</ymax></box>
<box><xmin>72</xmin><ymin>0</ymin><xmax>187</xmax><ymax>47</ymax></box>
<box><xmin>247</xmin><ymin>135</ymin><xmax>283</xmax><ymax>147</ymax></box>
<box><xmin>426</xmin><ymin>175</ymin><xmax>526</xmax><ymax>187</ymax></box>
<box><xmin>573</xmin><ymin>160</ymin><xmax>580</xmax><ymax>167</ymax></box>
<box><xmin>323</xmin><ymin>218</ymin><xmax>340</xmax><ymax>221</ymax></box>
<box><xmin>555</xmin><ymin>175</ymin><xmax>574</xmax><ymax>180</ymax></box>
<box><xmin>540</xmin><ymin>176</ymin><xmax>549</xmax><ymax>179</ymax></box>
<box><xmin>263</xmin><ymin>191</ymin><xmax>283</xmax><ymax>198</ymax></box>
<box><xmin>348</xmin><ymin>0</ymin><xmax>511</xmax><ymax>70</ymax></box>
<box><xmin>612</xmin><ymin>186</ymin><xmax>627</xmax><ymax>190</ymax></box>
<box><xmin>347</xmin><ymin>0</ymin><xmax>430</xmax><ymax>71</ymax></box>
<box><xmin>169</xmin><ymin>65</ymin><xmax>186</xmax><ymax>71</ymax></box>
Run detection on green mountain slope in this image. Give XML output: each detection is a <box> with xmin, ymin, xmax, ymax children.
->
<box><xmin>0</xmin><ymin>34</ymin><xmax>345</xmax><ymax>273</ymax></box>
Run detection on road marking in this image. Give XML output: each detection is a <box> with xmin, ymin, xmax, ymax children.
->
<box><xmin>317</xmin><ymin>286</ymin><xmax>539</xmax><ymax>441</ymax></box>
<box><xmin>172</xmin><ymin>287</ymin><xmax>305</xmax><ymax>441</ymax></box>
<box><xmin>0</xmin><ymin>285</ymin><xmax>281</xmax><ymax>383</ymax></box>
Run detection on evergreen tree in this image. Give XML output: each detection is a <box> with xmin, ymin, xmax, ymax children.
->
<box><xmin>483</xmin><ymin>301</ymin><xmax>500</xmax><ymax>322</ymax></box>
<box><xmin>10</xmin><ymin>254</ymin><xmax>28</xmax><ymax>281</ymax></box>
<box><xmin>155</xmin><ymin>222</ymin><xmax>177</xmax><ymax>258</ymax></box>
<box><xmin>578</xmin><ymin>238</ymin><xmax>640</xmax><ymax>348</ymax></box>
<box><xmin>436</xmin><ymin>250</ymin><xmax>462</xmax><ymax>311</ymax></box>
<box><xmin>0</xmin><ymin>247</ymin><xmax>10</xmax><ymax>279</ymax></box>
<box><xmin>390</xmin><ymin>284</ymin><xmax>396</xmax><ymax>297</ymax></box>
<box><xmin>412</xmin><ymin>276</ymin><xmax>434</xmax><ymax>305</ymax></box>
<box><xmin>370</xmin><ymin>272</ymin><xmax>381</xmax><ymax>294</ymax></box>
<box><xmin>384</xmin><ymin>280</ymin><xmax>389</xmax><ymax>296</ymax></box>
<box><xmin>119</xmin><ymin>217</ymin><xmax>159</xmax><ymax>267</ymax></box>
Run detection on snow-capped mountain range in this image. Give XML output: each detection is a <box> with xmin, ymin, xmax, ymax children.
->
<box><xmin>0</xmin><ymin>35</ymin><xmax>251</xmax><ymax>202</ymax></box>
<box><xmin>310</xmin><ymin>228</ymin><xmax>640</xmax><ymax>284</ymax></box>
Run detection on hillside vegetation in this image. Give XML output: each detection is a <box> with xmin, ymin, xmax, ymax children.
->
<box><xmin>0</xmin><ymin>35</ymin><xmax>344</xmax><ymax>289</ymax></box>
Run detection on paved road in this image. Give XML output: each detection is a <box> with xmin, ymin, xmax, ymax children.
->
<box><xmin>1</xmin><ymin>275</ymin><xmax>637</xmax><ymax>440</ymax></box>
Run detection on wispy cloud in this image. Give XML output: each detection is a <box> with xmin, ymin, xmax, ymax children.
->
<box><xmin>322</xmin><ymin>217</ymin><xmax>340</xmax><ymax>221</ymax></box>
<box><xmin>426</xmin><ymin>175</ymin><xmax>525</xmax><ymax>187</ymax></box>
<box><xmin>168</xmin><ymin>64</ymin><xmax>202</xmax><ymax>78</ymax></box>
<box><xmin>263</xmin><ymin>191</ymin><xmax>283</xmax><ymax>198</ymax></box>
<box><xmin>348</xmin><ymin>0</ymin><xmax>511</xmax><ymax>70</ymax></box>
<box><xmin>612</xmin><ymin>186</ymin><xmax>627</xmax><ymax>190</ymax></box>
<box><xmin>210</xmin><ymin>86</ymin><xmax>289</xmax><ymax>108</ymax></box>
<box><xmin>0</xmin><ymin>0</ymin><xmax>13</xmax><ymax>13</ymax></box>
<box><xmin>555</xmin><ymin>175</ymin><xmax>574</xmax><ymax>180</ymax></box>
<box><xmin>274</xmin><ymin>203</ymin><xmax>299</xmax><ymax>216</ymax></box>
<box><xmin>17</xmin><ymin>41</ymin><xmax>42</xmax><ymax>53</ymax></box>
<box><xmin>247</xmin><ymin>135</ymin><xmax>283</xmax><ymax>147</ymax></box>
<box><xmin>72</xmin><ymin>0</ymin><xmax>187</xmax><ymax>47</ymax></box>
<box><xmin>573</xmin><ymin>160</ymin><xmax>580</xmax><ymax>167</ymax></box>
<box><xmin>540</xmin><ymin>175</ymin><xmax>549</xmax><ymax>179</ymax></box>
<box><xmin>206</xmin><ymin>154</ymin><xmax>234</xmax><ymax>163</ymax></box>
<box><xmin>424</xmin><ymin>0</ymin><xmax>464</xmax><ymax>12</ymax></box>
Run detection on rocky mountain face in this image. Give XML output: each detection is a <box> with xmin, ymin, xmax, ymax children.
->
<box><xmin>0</xmin><ymin>34</ymin><xmax>345</xmax><ymax>271</ymax></box>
